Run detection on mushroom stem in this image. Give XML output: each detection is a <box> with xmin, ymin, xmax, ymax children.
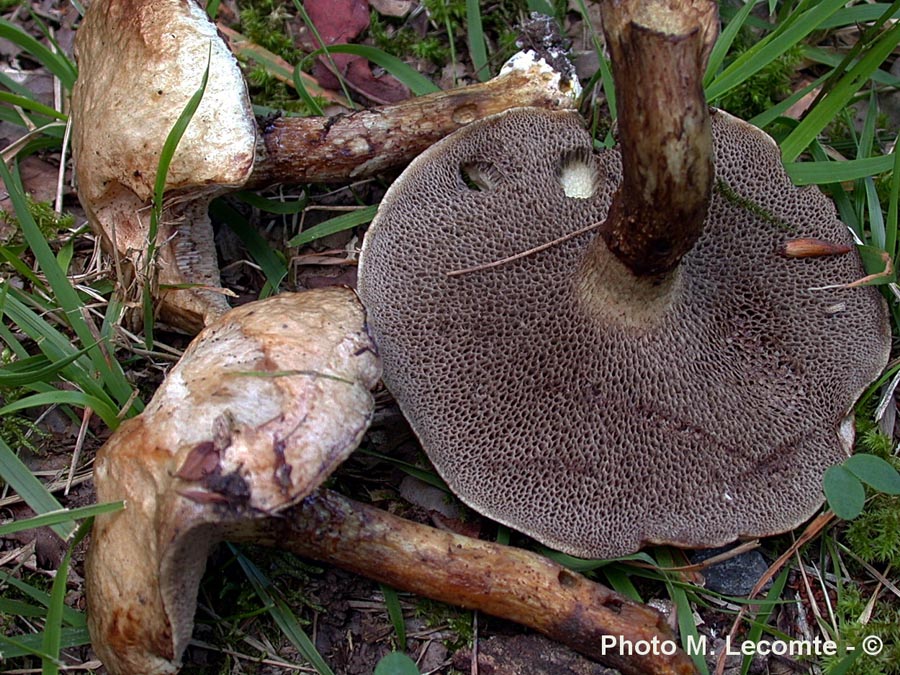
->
<box><xmin>247</xmin><ymin>54</ymin><xmax>579</xmax><ymax>188</ymax></box>
<box><xmin>598</xmin><ymin>0</ymin><xmax>718</xmax><ymax>277</ymax></box>
<box><xmin>259</xmin><ymin>489</ymin><xmax>698</xmax><ymax>675</ymax></box>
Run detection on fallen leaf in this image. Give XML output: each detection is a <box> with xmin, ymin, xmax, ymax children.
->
<box><xmin>302</xmin><ymin>0</ymin><xmax>411</xmax><ymax>105</ymax></box>
<box><xmin>303</xmin><ymin>0</ymin><xmax>369</xmax><ymax>47</ymax></box>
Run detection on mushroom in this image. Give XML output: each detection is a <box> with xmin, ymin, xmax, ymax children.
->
<box><xmin>86</xmin><ymin>287</ymin><xmax>380</xmax><ymax>674</ymax></box>
<box><xmin>70</xmin><ymin>0</ymin><xmax>580</xmax><ymax>333</ymax></box>
<box><xmin>357</xmin><ymin>0</ymin><xmax>891</xmax><ymax>558</ymax></box>
<box><xmin>87</xmin><ymin>287</ymin><xmax>696</xmax><ymax>675</ymax></box>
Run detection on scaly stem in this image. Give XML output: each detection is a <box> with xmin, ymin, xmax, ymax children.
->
<box><xmin>598</xmin><ymin>0</ymin><xmax>718</xmax><ymax>277</ymax></box>
<box><xmin>263</xmin><ymin>489</ymin><xmax>699</xmax><ymax>675</ymax></box>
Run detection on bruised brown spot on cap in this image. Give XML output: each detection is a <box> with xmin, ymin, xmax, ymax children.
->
<box><xmin>174</xmin><ymin>441</ymin><xmax>219</xmax><ymax>481</ymax></box>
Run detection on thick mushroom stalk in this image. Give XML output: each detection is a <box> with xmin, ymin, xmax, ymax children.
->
<box><xmin>70</xmin><ymin>0</ymin><xmax>580</xmax><ymax>333</ymax></box>
<box><xmin>267</xmin><ymin>490</ymin><xmax>697</xmax><ymax>675</ymax></box>
<box><xmin>87</xmin><ymin>288</ymin><xmax>696</xmax><ymax>675</ymax></box>
<box><xmin>598</xmin><ymin>0</ymin><xmax>717</xmax><ymax>277</ymax></box>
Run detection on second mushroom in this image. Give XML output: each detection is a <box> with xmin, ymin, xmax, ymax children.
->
<box><xmin>358</xmin><ymin>0</ymin><xmax>891</xmax><ymax>557</ymax></box>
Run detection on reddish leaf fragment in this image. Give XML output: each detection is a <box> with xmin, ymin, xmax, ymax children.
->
<box><xmin>304</xmin><ymin>0</ymin><xmax>369</xmax><ymax>45</ymax></box>
<box><xmin>313</xmin><ymin>56</ymin><xmax>410</xmax><ymax>104</ymax></box>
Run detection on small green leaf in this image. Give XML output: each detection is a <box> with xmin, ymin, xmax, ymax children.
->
<box><xmin>374</xmin><ymin>651</ymin><xmax>420</xmax><ymax>675</ymax></box>
<box><xmin>824</xmin><ymin>465</ymin><xmax>866</xmax><ymax>520</ymax></box>
<box><xmin>844</xmin><ymin>454</ymin><xmax>900</xmax><ymax>495</ymax></box>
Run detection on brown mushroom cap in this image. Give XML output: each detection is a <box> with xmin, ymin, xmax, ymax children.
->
<box><xmin>358</xmin><ymin>107</ymin><xmax>891</xmax><ymax>558</ymax></box>
<box><xmin>87</xmin><ymin>287</ymin><xmax>379</xmax><ymax>675</ymax></box>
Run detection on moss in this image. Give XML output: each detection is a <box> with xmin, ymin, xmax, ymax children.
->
<box><xmin>821</xmin><ymin>583</ymin><xmax>900</xmax><ymax>675</ymax></box>
<box><xmin>717</xmin><ymin>39</ymin><xmax>803</xmax><ymax>121</ymax></box>
<box><xmin>714</xmin><ymin>179</ymin><xmax>794</xmax><ymax>232</ymax></box>
<box><xmin>415</xmin><ymin>598</ymin><xmax>473</xmax><ymax>652</ymax></box>
<box><xmin>369</xmin><ymin>11</ymin><xmax>451</xmax><ymax>65</ymax></box>
<box><xmin>0</xmin><ymin>351</ymin><xmax>49</xmax><ymax>459</ymax></box>
<box><xmin>238</xmin><ymin>0</ymin><xmax>302</xmax><ymax>64</ymax></box>
<box><xmin>0</xmin><ymin>196</ymin><xmax>74</xmax><ymax>243</ymax></box>
<box><xmin>422</xmin><ymin>0</ymin><xmax>467</xmax><ymax>28</ymax></box>
<box><xmin>243</xmin><ymin>63</ymin><xmax>321</xmax><ymax>114</ymax></box>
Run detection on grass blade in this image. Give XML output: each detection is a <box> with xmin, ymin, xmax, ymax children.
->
<box><xmin>0</xmin><ymin>92</ymin><xmax>67</xmax><ymax>121</ymax></box>
<box><xmin>818</xmin><ymin>3</ymin><xmax>900</xmax><ymax>29</ymax></box>
<box><xmin>381</xmin><ymin>583</ymin><xmax>407</xmax><ymax>647</ymax></box>
<box><xmin>357</xmin><ymin>448</ymin><xmax>449</xmax><ymax>492</ymax></box>
<box><xmin>705</xmin><ymin>0</ymin><xmax>845</xmax><ymax>102</ymax></box>
<box><xmin>0</xmin><ymin>20</ymin><xmax>77</xmax><ymax>90</ymax></box>
<box><xmin>466</xmin><ymin>0</ymin><xmax>489</xmax><ymax>82</ymax></box>
<box><xmin>292</xmin><ymin>62</ymin><xmax>325</xmax><ymax>116</ymax></box>
<box><xmin>0</xmin><ymin>160</ymin><xmax>135</xmax><ymax>414</ymax></box>
<box><xmin>887</xmin><ymin>134</ymin><xmax>900</xmax><ymax>261</ymax></box>
<box><xmin>211</xmin><ymin>200</ymin><xmax>288</xmax><ymax>297</ymax></box>
<box><xmin>234</xmin><ymin>191</ymin><xmax>307</xmax><ymax>215</ymax></box>
<box><xmin>781</xmin><ymin>19</ymin><xmax>900</xmax><ymax>162</ymax></box>
<box><xmin>655</xmin><ymin>548</ymin><xmax>708</xmax><ymax>675</ymax></box>
<box><xmin>0</xmin><ymin>347</ymin><xmax>95</xmax><ymax>387</ymax></box>
<box><xmin>739</xmin><ymin>568</ymin><xmax>789</xmax><ymax>675</ymax></box>
<box><xmin>748</xmin><ymin>73</ymin><xmax>828</xmax><ymax>129</ymax></box>
<box><xmin>0</xmin><ymin>437</ymin><xmax>71</xmax><ymax>539</ymax></box>
<box><xmin>1</xmin><ymin>576</ymin><xmax>85</xmax><ymax>628</ymax></box>
<box><xmin>784</xmin><ymin>155</ymin><xmax>895</xmax><ymax>185</ymax></box>
<box><xmin>0</xmin><ymin>502</ymin><xmax>123</xmax><ymax>537</ymax></box>
<box><xmin>866</xmin><ymin>177</ymin><xmax>886</xmax><ymax>251</ymax></box>
<box><xmin>288</xmin><ymin>204</ymin><xmax>377</xmax><ymax>246</ymax></box>
<box><xmin>304</xmin><ymin>45</ymin><xmax>440</xmax><ymax>96</ymax></box>
<box><xmin>234</xmin><ymin>546</ymin><xmax>336</xmax><ymax>675</ymax></box>
<box><xmin>144</xmin><ymin>47</ymin><xmax>212</xmax><ymax>348</ymax></box>
<box><xmin>0</xmin><ymin>628</ymin><xmax>91</xmax><ymax>660</ymax></box>
<box><xmin>802</xmin><ymin>46</ymin><xmax>900</xmax><ymax>87</ymax></box>
<box><xmin>704</xmin><ymin>0</ymin><xmax>761</xmax><ymax>87</ymax></box>
<box><xmin>0</xmin><ymin>390</ymin><xmax>120</xmax><ymax>430</ymax></box>
<box><xmin>602</xmin><ymin>565</ymin><xmax>643</xmax><ymax>602</ymax></box>
<box><xmin>0</xmin><ymin>287</ymin><xmax>119</xmax><ymax>411</ymax></box>
<box><xmin>41</xmin><ymin>520</ymin><xmax>92</xmax><ymax>675</ymax></box>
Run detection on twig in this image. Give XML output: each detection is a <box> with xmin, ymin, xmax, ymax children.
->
<box><xmin>714</xmin><ymin>512</ymin><xmax>834</xmax><ymax>675</ymax></box>
<box><xmin>64</xmin><ymin>407</ymin><xmax>92</xmax><ymax>495</ymax></box>
<box><xmin>446</xmin><ymin>221</ymin><xmax>604</xmax><ymax>277</ymax></box>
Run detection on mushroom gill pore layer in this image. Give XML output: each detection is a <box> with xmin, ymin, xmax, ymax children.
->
<box><xmin>358</xmin><ymin>107</ymin><xmax>891</xmax><ymax>559</ymax></box>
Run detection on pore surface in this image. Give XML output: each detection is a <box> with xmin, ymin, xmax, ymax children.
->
<box><xmin>359</xmin><ymin>108</ymin><xmax>889</xmax><ymax>558</ymax></box>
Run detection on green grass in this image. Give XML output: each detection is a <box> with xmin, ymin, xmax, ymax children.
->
<box><xmin>0</xmin><ymin>1</ymin><xmax>898</xmax><ymax>674</ymax></box>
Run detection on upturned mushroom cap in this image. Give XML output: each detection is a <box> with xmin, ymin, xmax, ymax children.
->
<box><xmin>71</xmin><ymin>0</ymin><xmax>256</xmax><ymax>331</ymax></box>
<box><xmin>86</xmin><ymin>288</ymin><xmax>380</xmax><ymax>675</ymax></box>
<box><xmin>357</xmin><ymin>107</ymin><xmax>891</xmax><ymax>558</ymax></box>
